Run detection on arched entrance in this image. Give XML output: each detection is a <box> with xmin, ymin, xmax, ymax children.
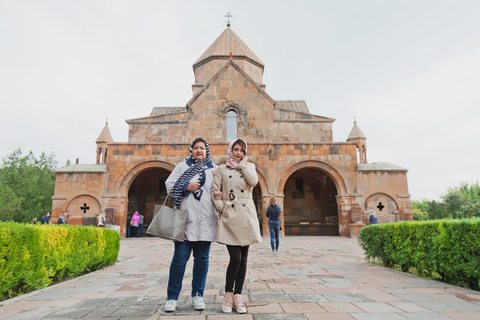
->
<box><xmin>283</xmin><ymin>167</ymin><xmax>339</xmax><ymax>236</ymax></box>
<box><xmin>127</xmin><ymin>168</ymin><xmax>171</xmax><ymax>236</ymax></box>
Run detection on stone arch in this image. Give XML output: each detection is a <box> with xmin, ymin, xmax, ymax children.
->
<box><xmin>276</xmin><ymin>161</ymin><xmax>349</xmax><ymax>236</ymax></box>
<box><xmin>118</xmin><ymin>160</ymin><xmax>176</xmax><ymax>197</ymax></box>
<box><xmin>364</xmin><ymin>192</ymin><xmax>399</xmax><ymax>214</ymax></box>
<box><xmin>66</xmin><ymin>194</ymin><xmax>102</xmax><ymax>226</ymax></box>
<box><xmin>364</xmin><ymin>192</ymin><xmax>399</xmax><ymax>224</ymax></box>
<box><xmin>218</xmin><ymin>102</ymin><xmax>248</xmax><ymax>127</ymax></box>
<box><xmin>65</xmin><ymin>193</ymin><xmax>102</xmax><ymax>213</ymax></box>
<box><xmin>277</xmin><ymin>161</ymin><xmax>348</xmax><ymax>196</ymax></box>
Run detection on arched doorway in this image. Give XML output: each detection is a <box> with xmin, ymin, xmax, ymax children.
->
<box><xmin>127</xmin><ymin>168</ymin><xmax>171</xmax><ymax>236</ymax></box>
<box><xmin>283</xmin><ymin>167</ymin><xmax>339</xmax><ymax>236</ymax></box>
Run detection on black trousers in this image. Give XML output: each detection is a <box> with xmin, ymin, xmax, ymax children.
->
<box><xmin>131</xmin><ymin>226</ymin><xmax>138</xmax><ymax>237</ymax></box>
<box><xmin>225</xmin><ymin>245</ymin><xmax>249</xmax><ymax>294</ymax></box>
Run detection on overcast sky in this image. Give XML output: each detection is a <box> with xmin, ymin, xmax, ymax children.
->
<box><xmin>1</xmin><ymin>0</ymin><xmax>479</xmax><ymax>201</ymax></box>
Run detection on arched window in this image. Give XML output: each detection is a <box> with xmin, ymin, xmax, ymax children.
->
<box><xmin>226</xmin><ymin>110</ymin><xmax>237</xmax><ymax>141</ymax></box>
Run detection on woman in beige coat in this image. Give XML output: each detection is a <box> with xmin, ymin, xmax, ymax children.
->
<box><xmin>211</xmin><ymin>138</ymin><xmax>262</xmax><ymax>314</ymax></box>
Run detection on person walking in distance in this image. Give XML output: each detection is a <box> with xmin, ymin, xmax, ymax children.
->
<box><xmin>267</xmin><ymin>197</ymin><xmax>281</xmax><ymax>253</ymax></box>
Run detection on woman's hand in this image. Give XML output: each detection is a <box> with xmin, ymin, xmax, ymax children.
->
<box><xmin>212</xmin><ymin>191</ymin><xmax>222</xmax><ymax>200</ymax></box>
<box><xmin>186</xmin><ymin>182</ymin><xmax>201</xmax><ymax>192</ymax></box>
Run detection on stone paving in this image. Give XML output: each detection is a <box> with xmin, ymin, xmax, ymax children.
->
<box><xmin>1</xmin><ymin>236</ymin><xmax>480</xmax><ymax>319</ymax></box>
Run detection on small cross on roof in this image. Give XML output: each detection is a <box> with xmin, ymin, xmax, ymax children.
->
<box><xmin>225</xmin><ymin>12</ymin><xmax>233</xmax><ymax>26</ymax></box>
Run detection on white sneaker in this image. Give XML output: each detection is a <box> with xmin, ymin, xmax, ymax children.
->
<box><xmin>164</xmin><ymin>299</ymin><xmax>177</xmax><ymax>312</ymax></box>
<box><xmin>192</xmin><ymin>293</ymin><xmax>205</xmax><ymax>310</ymax></box>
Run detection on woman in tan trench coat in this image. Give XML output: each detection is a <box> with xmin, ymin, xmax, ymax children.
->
<box><xmin>211</xmin><ymin>138</ymin><xmax>262</xmax><ymax>314</ymax></box>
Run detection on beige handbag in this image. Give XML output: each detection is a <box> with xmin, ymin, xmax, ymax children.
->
<box><xmin>146</xmin><ymin>193</ymin><xmax>187</xmax><ymax>241</ymax></box>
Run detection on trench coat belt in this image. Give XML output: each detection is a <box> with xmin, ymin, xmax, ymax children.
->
<box><xmin>233</xmin><ymin>195</ymin><xmax>252</xmax><ymax>200</ymax></box>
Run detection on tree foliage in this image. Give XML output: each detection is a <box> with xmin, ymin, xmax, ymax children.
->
<box><xmin>0</xmin><ymin>148</ymin><xmax>57</xmax><ymax>222</ymax></box>
<box><xmin>412</xmin><ymin>181</ymin><xmax>480</xmax><ymax>220</ymax></box>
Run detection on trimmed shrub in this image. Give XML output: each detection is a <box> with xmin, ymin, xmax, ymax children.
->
<box><xmin>358</xmin><ymin>219</ymin><xmax>480</xmax><ymax>290</ymax></box>
<box><xmin>0</xmin><ymin>222</ymin><xmax>120</xmax><ymax>300</ymax></box>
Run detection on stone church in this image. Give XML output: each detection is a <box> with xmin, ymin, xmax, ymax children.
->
<box><xmin>52</xmin><ymin>24</ymin><xmax>411</xmax><ymax>237</ymax></box>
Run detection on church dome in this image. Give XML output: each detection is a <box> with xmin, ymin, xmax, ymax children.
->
<box><xmin>192</xmin><ymin>26</ymin><xmax>264</xmax><ymax>84</ymax></box>
<box><xmin>193</xmin><ymin>26</ymin><xmax>264</xmax><ymax>68</ymax></box>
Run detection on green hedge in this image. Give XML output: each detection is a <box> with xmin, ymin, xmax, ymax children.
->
<box><xmin>0</xmin><ymin>222</ymin><xmax>120</xmax><ymax>300</ymax></box>
<box><xmin>358</xmin><ymin>219</ymin><xmax>480</xmax><ymax>290</ymax></box>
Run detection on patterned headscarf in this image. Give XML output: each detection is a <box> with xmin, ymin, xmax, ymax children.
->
<box><xmin>226</xmin><ymin>138</ymin><xmax>247</xmax><ymax>169</ymax></box>
<box><xmin>171</xmin><ymin>138</ymin><xmax>212</xmax><ymax>208</ymax></box>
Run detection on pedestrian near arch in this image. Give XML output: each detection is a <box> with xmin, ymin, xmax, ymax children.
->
<box><xmin>369</xmin><ymin>210</ymin><xmax>378</xmax><ymax>225</ymax></box>
<box><xmin>267</xmin><ymin>197</ymin><xmax>281</xmax><ymax>253</ymax></box>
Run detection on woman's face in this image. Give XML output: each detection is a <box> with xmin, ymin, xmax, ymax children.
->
<box><xmin>232</xmin><ymin>143</ymin><xmax>245</xmax><ymax>162</ymax></box>
<box><xmin>192</xmin><ymin>141</ymin><xmax>207</xmax><ymax>161</ymax></box>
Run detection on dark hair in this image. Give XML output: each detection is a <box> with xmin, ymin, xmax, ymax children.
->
<box><xmin>191</xmin><ymin>137</ymin><xmax>207</xmax><ymax>148</ymax></box>
<box><xmin>232</xmin><ymin>139</ymin><xmax>246</xmax><ymax>154</ymax></box>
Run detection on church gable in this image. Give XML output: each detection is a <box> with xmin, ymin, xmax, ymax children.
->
<box><xmin>186</xmin><ymin>61</ymin><xmax>275</xmax><ymax>143</ymax></box>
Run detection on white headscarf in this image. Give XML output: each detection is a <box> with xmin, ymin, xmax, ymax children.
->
<box><xmin>226</xmin><ymin>138</ymin><xmax>247</xmax><ymax>169</ymax></box>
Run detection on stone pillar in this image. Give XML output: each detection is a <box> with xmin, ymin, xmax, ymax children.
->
<box><xmin>336</xmin><ymin>195</ymin><xmax>357</xmax><ymax>237</ymax></box>
<box><xmin>103</xmin><ymin>195</ymin><xmax>128</xmax><ymax>237</ymax></box>
<box><xmin>96</xmin><ymin>148</ymin><xmax>101</xmax><ymax>165</ymax></box>
<box><xmin>349</xmin><ymin>206</ymin><xmax>365</xmax><ymax>238</ymax></box>
<box><xmin>397</xmin><ymin>193</ymin><xmax>412</xmax><ymax>221</ymax></box>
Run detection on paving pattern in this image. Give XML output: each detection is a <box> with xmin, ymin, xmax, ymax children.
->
<box><xmin>1</xmin><ymin>236</ymin><xmax>480</xmax><ymax>319</ymax></box>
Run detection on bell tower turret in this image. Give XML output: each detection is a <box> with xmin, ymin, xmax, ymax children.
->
<box><xmin>347</xmin><ymin>119</ymin><xmax>367</xmax><ymax>163</ymax></box>
<box><xmin>96</xmin><ymin>119</ymin><xmax>114</xmax><ymax>165</ymax></box>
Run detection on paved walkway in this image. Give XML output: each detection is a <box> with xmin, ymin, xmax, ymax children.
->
<box><xmin>1</xmin><ymin>236</ymin><xmax>480</xmax><ymax>320</ymax></box>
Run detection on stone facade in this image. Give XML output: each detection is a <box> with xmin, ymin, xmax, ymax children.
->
<box><xmin>52</xmin><ymin>26</ymin><xmax>411</xmax><ymax>237</ymax></box>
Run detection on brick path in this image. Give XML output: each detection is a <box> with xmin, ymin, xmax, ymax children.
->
<box><xmin>1</xmin><ymin>236</ymin><xmax>480</xmax><ymax>319</ymax></box>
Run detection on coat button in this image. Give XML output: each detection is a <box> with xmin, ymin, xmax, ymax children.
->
<box><xmin>229</xmin><ymin>175</ymin><xmax>232</xmax><ymax>178</ymax></box>
<box><xmin>242</xmin><ymin>204</ymin><xmax>246</xmax><ymax>207</ymax></box>
<box><xmin>241</xmin><ymin>190</ymin><xmax>244</xmax><ymax>193</ymax></box>
<box><xmin>240</xmin><ymin>175</ymin><xmax>243</xmax><ymax>178</ymax></box>
<box><xmin>230</xmin><ymin>189</ymin><xmax>233</xmax><ymax>193</ymax></box>
<box><xmin>232</xmin><ymin>204</ymin><xmax>235</xmax><ymax>208</ymax></box>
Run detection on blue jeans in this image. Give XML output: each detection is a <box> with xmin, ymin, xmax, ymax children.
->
<box><xmin>268</xmin><ymin>223</ymin><xmax>280</xmax><ymax>251</ymax></box>
<box><xmin>167</xmin><ymin>241</ymin><xmax>211</xmax><ymax>300</ymax></box>
<box><xmin>138</xmin><ymin>224</ymin><xmax>144</xmax><ymax>237</ymax></box>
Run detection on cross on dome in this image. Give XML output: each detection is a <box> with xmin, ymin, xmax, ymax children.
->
<box><xmin>225</xmin><ymin>12</ymin><xmax>233</xmax><ymax>27</ymax></box>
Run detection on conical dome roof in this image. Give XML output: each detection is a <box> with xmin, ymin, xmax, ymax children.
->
<box><xmin>193</xmin><ymin>26</ymin><xmax>264</xmax><ymax>68</ymax></box>
<box><xmin>347</xmin><ymin>121</ymin><xmax>367</xmax><ymax>141</ymax></box>
<box><xmin>96</xmin><ymin>122</ymin><xmax>113</xmax><ymax>144</ymax></box>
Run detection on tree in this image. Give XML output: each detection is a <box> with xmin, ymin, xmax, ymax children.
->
<box><xmin>448</xmin><ymin>181</ymin><xmax>480</xmax><ymax>203</ymax></box>
<box><xmin>411</xmin><ymin>182</ymin><xmax>480</xmax><ymax>221</ymax></box>
<box><xmin>0</xmin><ymin>148</ymin><xmax>57</xmax><ymax>222</ymax></box>
<box><xmin>0</xmin><ymin>183</ymin><xmax>22</xmax><ymax>221</ymax></box>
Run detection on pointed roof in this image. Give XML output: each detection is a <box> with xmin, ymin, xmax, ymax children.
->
<box><xmin>193</xmin><ymin>26</ymin><xmax>264</xmax><ymax>69</ymax></box>
<box><xmin>96</xmin><ymin>122</ymin><xmax>113</xmax><ymax>144</ymax></box>
<box><xmin>347</xmin><ymin>121</ymin><xmax>367</xmax><ymax>141</ymax></box>
<box><xmin>187</xmin><ymin>60</ymin><xmax>274</xmax><ymax>108</ymax></box>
